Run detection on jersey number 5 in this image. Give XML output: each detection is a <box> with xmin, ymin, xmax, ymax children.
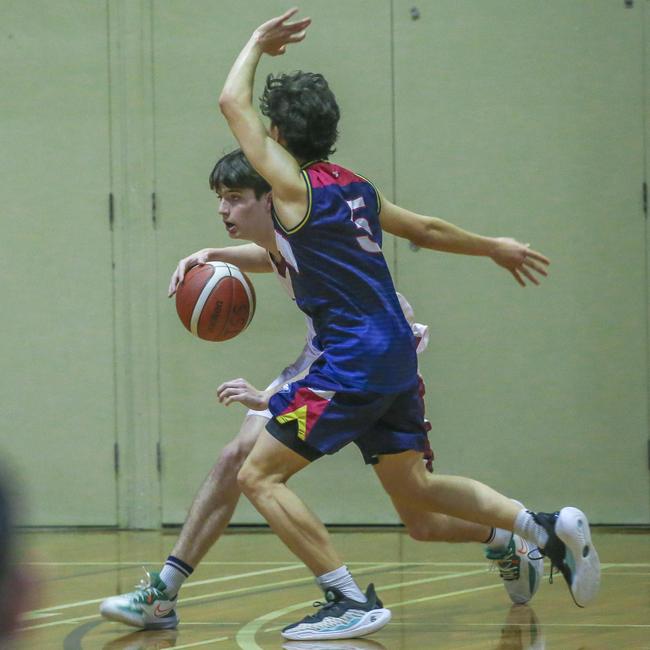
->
<box><xmin>347</xmin><ymin>198</ymin><xmax>381</xmax><ymax>253</ymax></box>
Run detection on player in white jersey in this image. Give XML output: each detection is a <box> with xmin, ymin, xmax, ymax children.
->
<box><xmin>100</xmin><ymin>149</ymin><xmax>543</xmax><ymax>631</ymax></box>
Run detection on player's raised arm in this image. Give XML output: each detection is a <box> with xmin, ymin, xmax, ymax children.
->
<box><xmin>168</xmin><ymin>243</ymin><xmax>272</xmax><ymax>297</ymax></box>
<box><xmin>378</xmin><ymin>193</ymin><xmax>550</xmax><ymax>287</ymax></box>
<box><xmin>218</xmin><ymin>9</ymin><xmax>310</xmax><ymax>226</ymax></box>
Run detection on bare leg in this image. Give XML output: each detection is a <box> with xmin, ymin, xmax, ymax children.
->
<box><xmin>374</xmin><ymin>451</ymin><xmax>521</xmax><ymax>531</ymax></box>
<box><xmin>170</xmin><ymin>414</ymin><xmax>266</xmax><ymax>567</ymax></box>
<box><xmin>393</xmin><ymin>500</ymin><xmax>491</xmax><ymax>543</ymax></box>
<box><xmin>237</xmin><ymin>430</ymin><xmax>342</xmax><ymax>576</ymax></box>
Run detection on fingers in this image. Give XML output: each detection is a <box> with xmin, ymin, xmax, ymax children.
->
<box><xmin>519</xmin><ymin>265</ymin><xmax>539</xmax><ymax>286</ymax></box>
<box><xmin>510</xmin><ymin>268</ymin><xmax>525</xmax><ymax>287</ymax></box>
<box><xmin>523</xmin><ymin>257</ymin><xmax>548</xmax><ymax>277</ymax></box>
<box><xmin>526</xmin><ymin>248</ymin><xmax>551</xmax><ymax>266</ymax></box>
<box><xmin>217</xmin><ymin>379</ymin><xmax>249</xmax><ymax>405</ymax></box>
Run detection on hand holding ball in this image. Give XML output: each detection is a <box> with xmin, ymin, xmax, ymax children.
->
<box><xmin>175</xmin><ymin>262</ymin><xmax>256</xmax><ymax>341</ymax></box>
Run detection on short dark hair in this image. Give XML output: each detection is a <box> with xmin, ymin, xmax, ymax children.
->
<box><xmin>209</xmin><ymin>149</ymin><xmax>271</xmax><ymax>198</ymax></box>
<box><xmin>260</xmin><ymin>71</ymin><xmax>340</xmax><ymax>162</ymax></box>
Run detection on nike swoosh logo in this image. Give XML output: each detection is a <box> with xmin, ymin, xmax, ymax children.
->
<box><xmin>517</xmin><ymin>538</ymin><xmax>528</xmax><ymax>556</ymax></box>
<box><xmin>154</xmin><ymin>604</ymin><xmax>174</xmax><ymax>617</ymax></box>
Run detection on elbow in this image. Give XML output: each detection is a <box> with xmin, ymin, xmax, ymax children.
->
<box><xmin>218</xmin><ymin>92</ymin><xmax>234</xmax><ymax>116</ymax></box>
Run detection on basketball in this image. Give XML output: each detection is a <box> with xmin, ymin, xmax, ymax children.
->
<box><xmin>175</xmin><ymin>262</ymin><xmax>256</xmax><ymax>341</ymax></box>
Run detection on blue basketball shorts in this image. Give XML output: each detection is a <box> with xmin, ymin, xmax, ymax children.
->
<box><xmin>266</xmin><ymin>375</ymin><xmax>432</xmax><ymax>466</ymax></box>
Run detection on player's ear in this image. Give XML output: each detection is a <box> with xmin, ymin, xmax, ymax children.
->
<box><xmin>265</xmin><ymin>192</ymin><xmax>273</xmax><ymax>211</ymax></box>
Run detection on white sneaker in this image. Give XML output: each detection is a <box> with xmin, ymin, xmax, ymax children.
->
<box><xmin>99</xmin><ymin>571</ymin><xmax>179</xmax><ymax>629</ymax></box>
<box><xmin>486</xmin><ymin>534</ymin><xmax>544</xmax><ymax>604</ymax></box>
<box><xmin>532</xmin><ymin>507</ymin><xmax>600</xmax><ymax>607</ymax></box>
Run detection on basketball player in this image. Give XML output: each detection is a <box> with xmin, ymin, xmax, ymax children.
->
<box><xmin>217</xmin><ymin>8</ymin><xmax>600</xmax><ymax>640</ymax></box>
<box><xmin>99</xmin><ymin>149</ymin><xmax>545</xmax><ymax>630</ymax></box>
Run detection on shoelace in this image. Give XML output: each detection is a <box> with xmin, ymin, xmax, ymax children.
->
<box><xmin>488</xmin><ymin>551</ymin><xmax>520</xmax><ymax>582</ymax></box>
<box><xmin>130</xmin><ymin>569</ymin><xmax>161</xmax><ymax>604</ymax></box>
<box><xmin>527</xmin><ymin>547</ymin><xmax>556</xmax><ymax>585</ymax></box>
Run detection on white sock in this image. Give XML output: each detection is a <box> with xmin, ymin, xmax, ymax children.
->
<box><xmin>159</xmin><ymin>555</ymin><xmax>194</xmax><ymax>598</ymax></box>
<box><xmin>513</xmin><ymin>509</ymin><xmax>549</xmax><ymax>549</ymax></box>
<box><xmin>485</xmin><ymin>527</ymin><xmax>513</xmax><ymax>552</ymax></box>
<box><xmin>316</xmin><ymin>565</ymin><xmax>367</xmax><ymax>603</ymax></box>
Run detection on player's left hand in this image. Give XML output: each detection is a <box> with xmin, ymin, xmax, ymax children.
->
<box><xmin>217</xmin><ymin>378</ymin><xmax>269</xmax><ymax>410</ymax></box>
<box><xmin>490</xmin><ymin>237</ymin><xmax>550</xmax><ymax>287</ymax></box>
<box><xmin>253</xmin><ymin>8</ymin><xmax>311</xmax><ymax>56</ymax></box>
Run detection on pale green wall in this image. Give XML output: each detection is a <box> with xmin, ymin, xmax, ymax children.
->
<box><xmin>1</xmin><ymin>0</ymin><xmax>648</xmax><ymax>527</ymax></box>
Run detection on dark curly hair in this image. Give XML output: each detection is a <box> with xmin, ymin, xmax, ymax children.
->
<box><xmin>209</xmin><ymin>149</ymin><xmax>271</xmax><ymax>198</ymax></box>
<box><xmin>260</xmin><ymin>71</ymin><xmax>340</xmax><ymax>162</ymax></box>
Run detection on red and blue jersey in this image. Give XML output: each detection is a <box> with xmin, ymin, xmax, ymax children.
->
<box><xmin>271</xmin><ymin>161</ymin><xmax>417</xmax><ymax>394</ymax></box>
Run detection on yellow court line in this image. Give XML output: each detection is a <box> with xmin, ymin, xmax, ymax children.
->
<box><xmin>173</xmin><ymin>636</ymin><xmax>230</xmax><ymax>649</ymax></box>
<box><xmin>27</xmin><ymin>564</ymin><xmax>305</xmax><ymax>615</ymax></box>
<box><xmin>22</xmin><ymin>563</ymin><xmax>401</xmax><ymax>632</ymax></box>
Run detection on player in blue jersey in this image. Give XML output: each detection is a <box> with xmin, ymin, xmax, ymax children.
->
<box><xmin>100</xmin><ymin>150</ymin><xmax>542</xmax><ymax>631</ymax></box>
<box><xmin>218</xmin><ymin>8</ymin><xmax>599</xmax><ymax>641</ymax></box>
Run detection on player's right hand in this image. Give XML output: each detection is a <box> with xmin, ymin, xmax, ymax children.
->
<box><xmin>168</xmin><ymin>249</ymin><xmax>213</xmax><ymax>297</ymax></box>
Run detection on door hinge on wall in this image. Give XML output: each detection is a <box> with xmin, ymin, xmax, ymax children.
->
<box><xmin>156</xmin><ymin>442</ymin><xmax>162</xmax><ymax>474</ymax></box>
<box><xmin>152</xmin><ymin>192</ymin><xmax>157</xmax><ymax>228</ymax></box>
<box><xmin>643</xmin><ymin>182</ymin><xmax>648</xmax><ymax>219</ymax></box>
<box><xmin>114</xmin><ymin>442</ymin><xmax>119</xmax><ymax>474</ymax></box>
<box><xmin>109</xmin><ymin>192</ymin><xmax>115</xmax><ymax>230</ymax></box>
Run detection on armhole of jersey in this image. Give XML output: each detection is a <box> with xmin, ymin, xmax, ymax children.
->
<box><xmin>356</xmin><ymin>172</ymin><xmax>382</xmax><ymax>215</ymax></box>
<box><xmin>273</xmin><ymin>170</ymin><xmax>312</xmax><ymax>235</ymax></box>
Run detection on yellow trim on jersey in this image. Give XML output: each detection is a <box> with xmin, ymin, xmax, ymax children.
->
<box><xmin>355</xmin><ymin>172</ymin><xmax>382</xmax><ymax>215</ymax></box>
<box><xmin>276</xmin><ymin>405</ymin><xmax>308</xmax><ymax>440</ymax></box>
<box><xmin>273</xmin><ymin>170</ymin><xmax>313</xmax><ymax>235</ymax></box>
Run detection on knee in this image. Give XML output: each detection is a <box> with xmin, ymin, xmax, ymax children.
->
<box><xmin>212</xmin><ymin>438</ymin><xmax>252</xmax><ymax>478</ymax></box>
<box><xmin>404</xmin><ymin>520</ymin><xmax>433</xmax><ymax>542</ymax></box>
<box><xmin>236</xmin><ymin>460</ymin><xmax>263</xmax><ymax>498</ymax></box>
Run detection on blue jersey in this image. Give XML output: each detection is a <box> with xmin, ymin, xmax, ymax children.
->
<box><xmin>272</xmin><ymin>161</ymin><xmax>417</xmax><ymax>393</ymax></box>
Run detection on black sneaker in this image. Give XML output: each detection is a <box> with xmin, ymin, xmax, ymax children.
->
<box><xmin>281</xmin><ymin>584</ymin><xmax>391</xmax><ymax>641</ymax></box>
<box><xmin>533</xmin><ymin>507</ymin><xmax>600</xmax><ymax>607</ymax></box>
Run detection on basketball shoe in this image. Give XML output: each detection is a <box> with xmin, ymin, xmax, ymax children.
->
<box><xmin>281</xmin><ymin>584</ymin><xmax>391</xmax><ymax>641</ymax></box>
<box><xmin>532</xmin><ymin>507</ymin><xmax>600</xmax><ymax>607</ymax></box>
<box><xmin>486</xmin><ymin>534</ymin><xmax>544</xmax><ymax>604</ymax></box>
<box><xmin>99</xmin><ymin>571</ymin><xmax>179</xmax><ymax>629</ymax></box>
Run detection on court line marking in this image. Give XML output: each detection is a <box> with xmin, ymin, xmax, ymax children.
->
<box><xmin>173</xmin><ymin>636</ymin><xmax>229</xmax><ymax>648</ymax></box>
<box><xmin>239</xmin><ymin>569</ymin><xmax>490</xmax><ymax>643</ymax></box>
<box><xmin>21</xmin><ymin>563</ymin><xmax>402</xmax><ymax>632</ymax></box>
<box><xmin>27</xmin><ymin>564</ymin><xmax>304</xmax><ymax>615</ymax></box>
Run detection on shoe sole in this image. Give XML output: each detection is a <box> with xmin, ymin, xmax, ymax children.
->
<box><xmin>281</xmin><ymin>608</ymin><xmax>391</xmax><ymax>641</ymax></box>
<box><xmin>555</xmin><ymin>507</ymin><xmax>600</xmax><ymax>607</ymax></box>
<box><xmin>99</xmin><ymin>603</ymin><xmax>179</xmax><ymax>630</ymax></box>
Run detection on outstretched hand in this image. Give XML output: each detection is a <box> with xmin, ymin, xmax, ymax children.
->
<box><xmin>217</xmin><ymin>378</ymin><xmax>270</xmax><ymax>411</ymax></box>
<box><xmin>490</xmin><ymin>238</ymin><xmax>550</xmax><ymax>287</ymax></box>
<box><xmin>253</xmin><ymin>8</ymin><xmax>311</xmax><ymax>56</ymax></box>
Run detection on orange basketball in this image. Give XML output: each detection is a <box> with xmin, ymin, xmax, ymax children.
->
<box><xmin>175</xmin><ymin>262</ymin><xmax>256</xmax><ymax>341</ymax></box>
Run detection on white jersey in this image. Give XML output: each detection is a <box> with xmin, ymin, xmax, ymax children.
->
<box><xmin>246</xmin><ymin>253</ymin><xmax>429</xmax><ymax>419</ymax></box>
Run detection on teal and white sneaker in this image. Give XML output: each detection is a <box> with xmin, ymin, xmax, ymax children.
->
<box><xmin>281</xmin><ymin>584</ymin><xmax>391</xmax><ymax>641</ymax></box>
<box><xmin>486</xmin><ymin>534</ymin><xmax>544</xmax><ymax>604</ymax></box>
<box><xmin>99</xmin><ymin>571</ymin><xmax>179</xmax><ymax>629</ymax></box>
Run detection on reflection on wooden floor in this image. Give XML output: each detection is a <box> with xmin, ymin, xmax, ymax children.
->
<box><xmin>16</xmin><ymin>527</ymin><xmax>650</xmax><ymax>649</ymax></box>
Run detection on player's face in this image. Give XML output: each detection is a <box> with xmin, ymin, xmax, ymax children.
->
<box><xmin>216</xmin><ymin>186</ymin><xmax>272</xmax><ymax>242</ymax></box>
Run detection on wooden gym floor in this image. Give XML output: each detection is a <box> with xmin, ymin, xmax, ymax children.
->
<box><xmin>16</xmin><ymin>526</ymin><xmax>650</xmax><ymax>649</ymax></box>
